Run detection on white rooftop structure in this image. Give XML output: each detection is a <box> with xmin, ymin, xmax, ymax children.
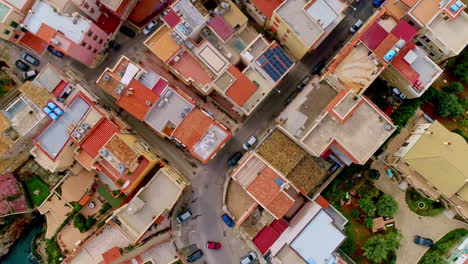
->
<box><xmin>306</xmin><ymin>0</ymin><xmax>339</xmax><ymax>29</ymax></box>
<box><xmin>172</xmin><ymin>0</ymin><xmax>206</xmax><ymax>37</ymax></box>
<box><xmin>193</xmin><ymin>124</ymin><xmax>229</xmax><ymax>161</ymax></box>
<box><xmin>23</xmin><ymin>0</ymin><xmax>90</xmax><ymax>43</ymax></box>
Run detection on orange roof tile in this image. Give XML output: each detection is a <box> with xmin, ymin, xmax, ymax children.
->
<box><xmin>252</xmin><ymin>0</ymin><xmax>284</xmax><ymax>19</ymax></box>
<box><xmin>102</xmin><ymin>246</ymin><xmax>122</xmax><ymax>263</ymax></box>
<box><xmin>104</xmin><ymin>135</ymin><xmax>138</xmax><ymax>166</ymax></box>
<box><xmin>225</xmin><ymin>66</ymin><xmax>258</xmax><ymax>107</ymax></box>
<box><xmin>268</xmin><ymin>192</ymin><xmax>294</xmax><ymax>218</ymax></box>
<box><xmin>410</xmin><ymin>0</ymin><xmax>440</xmax><ymax>25</ymax></box>
<box><xmin>81</xmin><ymin>119</ymin><xmax>119</xmax><ymax>157</ymax></box>
<box><xmin>171</xmin><ymin>108</ymin><xmax>214</xmax><ymax>149</ymax></box>
<box><xmin>75</xmin><ymin>149</ymin><xmax>94</xmax><ymax>171</ymax></box>
<box><xmin>116</xmin><ymin>79</ymin><xmax>159</xmax><ymax>120</ymax></box>
<box><xmin>401</xmin><ymin>0</ymin><xmax>418</xmax><ymax>7</ymax></box>
<box><xmin>146</xmin><ymin>25</ymin><xmax>182</xmax><ymax>62</ymax></box>
<box><xmin>374</xmin><ymin>34</ymin><xmax>399</xmax><ymax>59</ymax></box>
<box><xmin>36</xmin><ymin>24</ymin><xmax>56</xmax><ymax>43</ymax></box>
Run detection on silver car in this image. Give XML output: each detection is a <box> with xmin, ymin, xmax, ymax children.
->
<box><xmin>240</xmin><ymin>251</ymin><xmax>257</xmax><ymax>264</ymax></box>
<box><xmin>349</xmin><ymin>19</ymin><xmax>363</xmax><ymax>33</ymax></box>
<box><xmin>142</xmin><ymin>20</ymin><xmax>158</xmax><ymax>35</ymax></box>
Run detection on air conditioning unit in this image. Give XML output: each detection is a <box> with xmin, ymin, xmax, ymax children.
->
<box><xmin>145</xmin><ymin>101</ymin><xmax>152</xmax><ymax>106</ymax></box>
<box><xmin>165</xmin><ymin>90</ymin><xmax>173</xmax><ymax>98</ymax></box>
<box><xmin>81</xmin><ymin>123</ymin><xmax>90</xmax><ymax>130</ymax></box>
<box><xmin>99</xmin><ymin>149</ymin><xmax>109</xmax><ymax>157</ymax></box>
<box><xmin>117</xmin><ymin>165</ymin><xmax>126</xmax><ymax>174</ymax></box>
<box><xmin>77</xmin><ymin>127</ymin><xmax>85</xmax><ymax>134</ymax></box>
<box><xmin>72</xmin><ymin>131</ymin><xmax>82</xmax><ymax>140</ymax></box>
<box><xmin>179</xmin><ymin>112</ymin><xmax>186</xmax><ymax>118</ymax></box>
<box><xmin>173</xmin><ymin>55</ymin><xmax>181</xmax><ymax>62</ymax></box>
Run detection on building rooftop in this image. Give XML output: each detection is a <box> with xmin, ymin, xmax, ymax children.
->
<box><xmin>193</xmin><ymin>40</ymin><xmax>230</xmax><ymax>76</ymax></box>
<box><xmin>163</xmin><ymin>9</ymin><xmax>182</xmax><ymax>28</ymax></box>
<box><xmin>409</xmin><ymin>0</ymin><xmax>440</xmax><ymax>26</ymax></box>
<box><xmin>429</xmin><ymin>12</ymin><xmax>468</xmax><ymax>55</ymax></box>
<box><xmin>19</xmin><ymin>81</ymin><xmax>55</xmax><ymax>108</ymax></box>
<box><xmin>144</xmin><ymin>86</ymin><xmax>195</xmax><ymax>135</ymax></box>
<box><xmin>2</xmin><ymin>95</ymin><xmax>45</xmax><ymax>137</ymax></box>
<box><xmin>169</xmin><ymin>51</ymin><xmax>213</xmax><ymax>87</ymax></box>
<box><xmin>402</xmin><ymin>121</ymin><xmax>468</xmax><ymax>198</ymax></box>
<box><xmin>116</xmin><ymin>79</ymin><xmax>159</xmax><ymax>120</ymax></box>
<box><xmin>80</xmin><ymin>119</ymin><xmax>119</xmax><ymax>157</ymax></box>
<box><xmin>33</xmin><ymin>65</ymin><xmax>64</xmax><ymax>93</ymax></box>
<box><xmin>144</xmin><ymin>25</ymin><xmax>182</xmax><ymax>62</ymax></box>
<box><xmin>384</xmin><ymin>0</ymin><xmax>411</xmax><ymax>19</ymax></box>
<box><xmin>3</xmin><ymin>0</ymin><xmax>29</xmax><ymax>11</ymax></box>
<box><xmin>208</xmin><ymin>15</ymin><xmax>233</xmax><ymax>41</ymax></box>
<box><xmin>34</xmin><ymin>96</ymin><xmax>90</xmax><ymax>159</ymax></box>
<box><xmin>224</xmin><ymin>66</ymin><xmax>258</xmax><ymax>107</ymax></box>
<box><xmin>221</xmin><ymin>1</ymin><xmax>249</xmax><ymax>28</ymax></box>
<box><xmin>172</xmin><ymin>0</ymin><xmax>205</xmax><ymax>36</ymax></box>
<box><xmin>256</xmin><ymin>44</ymin><xmax>294</xmax><ymax>82</ymax></box>
<box><xmin>115</xmin><ymin>167</ymin><xmax>186</xmax><ymax>241</ymax></box>
<box><xmin>172</xmin><ymin>108</ymin><xmax>230</xmax><ymax>163</ymax></box>
<box><xmin>23</xmin><ymin>1</ymin><xmax>90</xmax><ymax>43</ymax></box>
<box><xmin>302</xmin><ymin>90</ymin><xmax>395</xmax><ymax>164</ymax></box>
<box><xmin>252</xmin><ymin>0</ymin><xmax>284</xmax><ymax>19</ymax></box>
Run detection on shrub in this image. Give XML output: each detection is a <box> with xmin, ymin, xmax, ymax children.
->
<box><xmin>44</xmin><ymin>238</ymin><xmax>63</xmax><ymax>264</ymax></box>
<box><xmin>391</xmin><ymin>99</ymin><xmax>422</xmax><ymax>128</ymax></box>
<box><xmin>97</xmin><ymin>221</ymin><xmax>105</xmax><ymax>228</ymax></box>
<box><xmin>436</xmin><ymin>92</ymin><xmax>464</xmax><ymax>117</ymax></box>
<box><xmin>364</xmin><ymin>216</ymin><xmax>374</xmax><ymax>229</ymax></box>
<box><xmin>359</xmin><ymin>196</ymin><xmax>376</xmax><ymax>217</ymax></box>
<box><xmin>340</xmin><ymin>238</ymin><xmax>355</xmax><ymax>256</ymax></box>
<box><xmin>73</xmin><ymin>214</ymin><xmax>86</xmax><ymax>233</ymax></box>
<box><xmin>85</xmin><ymin>216</ymin><xmax>96</xmax><ymax>229</ymax></box>
<box><xmin>419</xmin><ymin>253</ymin><xmax>448</xmax><ymax>264</ymax></box>
<box><xmin>72</xmin><ymin>203</ymin><xmax>83</xmax><ymax>212</ymax></box>
<box><xmin>99</xmin><ymin>203</ymin><xmax>112</xmax><ymax>215</ymax></box>
<box><xmin>350</xmin><ymin>208</ymin><xmax>360</xmax><ymax>219</ymax></box>
<box><xmin>377</xmin><ymin>194</ymin><xmax>398</xmax><ymax>217</ymax></box>
<box><xmin>363</xmin><ymin>231</ymin><xmax>402</xmax><ymax>263</ymax></box>
<box><xmin>453</xmin><ymin>61</ymin><xmax>468</xmax><ymax>83</ymax></box>
<box><xmin>442</xmin><ymin>82</ymin><xmax>464</xmax><ymax>94</ymax></box>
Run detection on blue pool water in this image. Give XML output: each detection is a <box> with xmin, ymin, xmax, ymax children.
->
<box><xmin>1</xmin><ymin>221</ymin><xmax>42</xmax><ymax>264</ymax></box>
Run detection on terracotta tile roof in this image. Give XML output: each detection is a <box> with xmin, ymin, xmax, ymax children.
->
<box><xmin>374</xmin><ymin>34</ymin><xmax>399</xmax><ymax>59</ymax></box>
<box><xmin>171</xmin><ymin>108</ymin><xmax>214</xmax><ymax>149</ymax></box>
<box><xmin>102</xmin><ymin>246</ymin><xmax>122</xmax><ymax>263</ymax></box>
<box><xmin>36</xmin><ymin>24</ymin><xmax>56</xmax><ymax>43</ymax></box>
<box><xmin>116</xmin><ymin>79</ymin><xmax>159</xmax><ymax>120</ymax></box>
<box><xmin>19</xmin><ymin>82</ymin><xmax>54</xmax><ymax>107</ymax></box>
<box><xmin>252</xmin><ymin>0</ymin><xmax>284</xmax><ymax>19</ymax></box>
<box><xmin>268</xmin><ymin>192</ymin><xmax>294</xmax><ymax>218</ymax></box>
<box><xmin>75</xmin><ymin>149</ymin><xmax>94</xmax><ymax>171</ymax></box>
<box><xmin>225</xmin><ymin>66</ymin><xmax>258</xmax><ymax>107</ymax></box>
<box><xmin>208</xmin><ymin>15</ymin><xmax>234</xmax><ymax>41</ymax></box>
<box><xmin>105</xmin><ymin>135</ymin><xmax>138</xmax><ymax>166</ymax></box>
<box><xmin>81</xmin><ymin>119</ymin><xmax>119</xmax><ymax>157</ymax></box>
<box><xmin>401</xmin><ymin>0</ymin><xmax>418</xmax><ymax>7</ymax></box>
<box><xmin>315</xmin><ymin>195</ymin><xmax>330</xmax><ymax>208</ymax></box>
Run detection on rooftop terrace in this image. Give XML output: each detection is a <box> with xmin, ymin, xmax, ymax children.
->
<box><xmin>409</xmin><ymin>0</ymin><xmax>440</xmax><ymax>26</ymax></box>
<box><xmin>169</xmin><ymin>51</ymin><xmax>213</xmax><ymax>87</ymax></box>
<box><xmin>429</xmin><ymin>12</ymin><xmax>468</xmax><ymax>54</ymax></box>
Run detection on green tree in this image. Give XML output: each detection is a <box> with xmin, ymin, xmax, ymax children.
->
<box><xmin>442</xmin><ymin>82</ymin><xmax>464</xmax><ymax>94</ymax></box>
<box><xmin>453</xmin><ymin>61</ymin><xmax>468</xmax><ymax>83</ymax></box>
<box><xmin>436</xmin><ymin>92</ymin><xmax>463</xmax><ymax>117</ymax></box>
<box><xmin>376</xmin><ymin>194</ymin><xmax>398</xmax><ymax>217</ymax></box>
<box><xmin>99</xmin><ymin>203</ymin><xmax>112</xmax><ymax>215</ymax></box>
<box><xmin>365</xmin><ymin>216</ymin><xmax>374</xmax><ymax>229</ymax></box>
<box><xmin>73</xmin><ymin>214</ymin><xmax>86</xmax><ymax>233</ymax></box>
<box><xmin>391</xmin><ymin>99</ymin><xmax>422</xmax><ymax>127</ymax></box>
<box><xmin>363</xmin><ymin>231</ymin><xmax>402</xmax><ymax>263</ymax></box>
<box><xmin>359</xmin><ymin>196</ymin><xmax>377</xmax><ymax>217</ymax></box>
<box><xmin>85</xmin><ymin>216</ymin><xmax>96</xmax><ymax>229</ymax></box>
<box><xmin>419</xmin><ymin>253</ymin><xmax>448</xmax><ymax>264</ymax></box>
<box><xmin>458</xmin><ymin>97</ymin><xmax>468</xmax><ymax>111</ymax></box>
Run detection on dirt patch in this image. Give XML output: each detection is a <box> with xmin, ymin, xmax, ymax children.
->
<box><xmin>226</xmin><ymin>180</ymin><xmax>255</xmax><ymax>221</ymax></box>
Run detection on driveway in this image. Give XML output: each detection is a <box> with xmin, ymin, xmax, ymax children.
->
<box><xmin>372</xmin><ymin>162</ymin><xmax>467</xmax><ymax>264</ymax></box>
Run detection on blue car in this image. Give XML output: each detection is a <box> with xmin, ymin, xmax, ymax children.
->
<box><xmin>414</xmin><ymin>236</ymin><xmax>433</xmax><ymax>247</ymax></box>
<box><xmin>373</xmin><ymin>0</ymin><xmax>385</xmax><ymax>7</ymax></box>
<box><xmin>222</xmin><ymin>213</ymin><xmax>235</xmax><ymax>227</ymax></box>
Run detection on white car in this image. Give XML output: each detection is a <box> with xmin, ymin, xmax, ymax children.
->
<box><xmin>242</xmin><ymin>136</ymin><xmax>257</xmax><ymax>151</ymax></box>
<box><xmin>240</xmin><ymin>251</ymin><xmax>257</xmax><ymax>264</ymax></box>
<box><xmin>142</xmin><ymin>20</ymin><xmax>158</xmax><ymax>35</ymax></box>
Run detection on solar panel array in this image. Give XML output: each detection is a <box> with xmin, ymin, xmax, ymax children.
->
<box><xmin>258</xmin><ymin>46</ymin><xmax>293</xmax><ymax>82</ymax></box>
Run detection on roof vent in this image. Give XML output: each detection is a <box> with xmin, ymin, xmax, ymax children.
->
<box><xmin>117</xmin><ymin>165</ymin><xmax>126</xmax><ymax>173</ymax></box>
<box><xmin>184</xmin><ymin>107</ymin><xmax>191</xmax><ymax>113</ymax></box>
<box><xmin>81</xmin><ymin>123</ymin><xmax>90</xmax><ymax>130</ymax></box>
<box><xmin>99</xmin><ymin>149</ymin><xmax>109</xmax><ymax>157</ymax></box>
<box><xmin>77</xmin><ymin>127</ymin><xmax>85</xmax><ymax>134</ymax></box>
<box><xmin>165</xmin><ymin>90</ymin><xmax>173</xmax><ymax>98</ymax></box>
<box><xmin>384</xmin><ymin>124</ymin><xmax>393</xmax><ymax>131</ymax></box>
<box><xmin>146</xmin><ymin>101</ymin><xmax>152</xmax><ymax>106</ymax></box>
<box><xmin>51</xmin><ymin>39</ymin><xmax>61</xmax><ymax>46</ymax></box>
<box><xmin>103</xmin><ymin>75</ymin><xmax>110</xmax><ymax>81</ymax></box>
<box><xmin>72</xmin><ymin>131</ymin><xmax>82</xmax><ymax>140</ymax></box>
<box><xmin>179</xmin><ymin>112</ymin><xmax>186</xmax><ymax>118</ymax></box>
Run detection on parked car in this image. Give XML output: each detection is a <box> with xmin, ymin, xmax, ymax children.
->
<box><xmin>23</xmin><ymin>70</ymin><xmax>37</xmax><ymax>81</ymax></box>
<box><xmin>242</xmin><ymin>136</ymin><xmax>257</xmax><ymax>151</ymax></box>
<box><xmin>142</xmin><ymin>20</ymin><xmax>158</xmax><ymax>35</ymax></box>
<box><xmin>310</xmin><ymin>61</ymin><xmax>326</xmax><ymax>75</ymax></box>
<box><xmin>206</xmin><ymin>241</ymin><xmax>221</xmax><ymax>250</ymax></box>
<box><xmin>329</xmin><ymin>163</ymin><xmax>341</xmax><ymax>174</ymax></box>
<box><xmin>414</xmin><ymin>236</ymin><xmax>433</xmax><ymax>247</ymax></box>
<box><xmin>15</xmin><ymin>60</ymin><xmax>30</xmax><ymax>71</ymax></box>
<box><xmin>176</xmin><ymin>209</ymin><xmax>192</xmax><ymax>223</ymax></box>
<box><xmin>47</xmin><ymin>45</ymin><xmax>65</xmax><ymax>58</ymax></box>
<box><xmin>109</xmin><ymin>41</ymin><xmax>121</xmax><ymax>51</ymax></box>
<box><xmin>392</xmin><ymin>87</ymin><xmax>406</xmax><ymax>101</ymax></box>
<box><xmin>221</xmin><ymin>213</ymin><xmax>235</xmax><ymax>227</ymax></box>
<box><xmin>284</xmin><ymin>91</ymin><xmax>298</xmax><ymax>106</ymax></box>
<box><xmin>186</xmin><ymin>249</ymin><xmax>203</xmax><ymax>263</ymax></box>
<box><xmin>296</xmin><ymin>75</ymin><xmax>311</xmax><ymax>90</ymax></box>
<box><xmin>21</xmin><ymin>52</ymin><xmax>39</xmax><ymax>66</ymax></box>
<box><xmin>120</xmin><ymin>26</ymin><xmax>136</xmax><ymax>38</ymax></box>
<box><xmin>373</xmin><ymin>0</ymin><xmax>385</xmax><ymax>6</ymax></box>
<box><xmin>349</xmin><ymin>19</ymin><xmax>363</xmax><ymax>33</ymax></box>
<box><xmin>228</xmin><ymin>152</ymin><xmax>243</xmax><ymax>166</ymax></box>
<box><xmin>240</xmin><ymin>251</ymin><xmax>258</xmax><ymax>264</ymax></box>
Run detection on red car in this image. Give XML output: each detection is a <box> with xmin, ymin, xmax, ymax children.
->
<box><xmin>206</xmin><ymin>241</ymin><xmax>221</xmax><ymax>250</ymax></box>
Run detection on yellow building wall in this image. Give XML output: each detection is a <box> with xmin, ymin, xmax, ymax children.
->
<box><xmin>269</xmin><ymin>13</ymin><xmax>309</xmax><ymax>60</ymax></box>
<box><xmin>0</xmin><ymin>7</ymin><xmax>24</xmax><ymax>41</ymax></box>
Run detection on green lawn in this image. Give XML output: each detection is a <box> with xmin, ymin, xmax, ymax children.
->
<box><xmin>419</xmin><ymin>229</ymin><xmax>468</xmax><ymax>263</ymax></box>
<box><xmin>406</xmin><ymin>188</ymin><xmax>445</xmax><ymax>216</ymax></box>
<box><xmin>24</xmin><ymin>176</ymin><xmax>50</xmax><ymax>207</ymax></box>
<box><xmin>97</xmin><ymin>182</ymin><xmax>126</xmax><ymax>208</ymax></box>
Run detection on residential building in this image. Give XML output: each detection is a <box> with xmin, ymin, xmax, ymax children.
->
<box><xmin>391</xmin><ymin>120</ymin><xmax>468</xmax><ymax>220</ymax></box>
<box><xmin>263</xmin><ymin>198</ymin><xmax>348</xmax><ymax>264</ymax></box>
<box><xmin>279</xmin><ymin>75</ymin><xmax>396</xmax><ymax>166</ymax></box>
<box><xmin>17</xmin><ymin>0</ymin><xmax>110</xmax><ymax>67</ymax></box>
<box><xmin>385</xmin><ymin>0</ymin><xmax>468</xmax><ymax>62</ymax></box>
<box><xmin>244</xmin><ymin>0</ymin><xmax>284</xmax><ymax>25</ymax></box>
<box><xmin>231</xmin><ymin>129</ymin><xmax>330</xmax><ymax>224</ymax></box>
<box><xmin>97</xmin><ymin>56</ymin><xmax>231</xmax><ymax>164</ymax></box>
<box><xmin>269</xmin><ymin>0</ymin><xmax>347</xmax><ymax>59</ymax></box>
<box><xmin>0</xmin><ymin>0</ymin><xmax>34</xmax><ymax>41</ymax></box>
<box><xmin>145</xmin><ymin>0</ymin><xmax>294</xmax><ymax>117</ymax></box>
<box><xmin>113</xmin><ymin>166</ymin><xmax>188</xmax><ymax>243</ymax></box>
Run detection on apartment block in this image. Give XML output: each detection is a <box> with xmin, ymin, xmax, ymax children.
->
<box><xmin>0</xmin><ymin>0</ymin><xmax>34</xmax><ymax>41</ymax></box>
<box><xmin>269</xmin><ymin>0</ymin><xmax>347</xmax><ymax>59</ymax></box>
<box><xmin>97</xmin><ymin>56</ymin><xmax>231</xmax><ymax>164</ymax></box>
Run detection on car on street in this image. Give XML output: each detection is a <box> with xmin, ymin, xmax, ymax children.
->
<box><xmin>176</xmin><ymin>209</ymin><xmax>192</xmax><ymax>223</ymax></box>
<box><xmin>206</xmin><ymin>241</ymin><xmax>221</xmax><ymax>250</ymax></box>
<box><xmin>222</xmin><ymin>213</ymin><xmax>235</xmax><ymax>227</ymax></box>
<box><xmin>15</xmin><ymin>60</ymin><xmax>30</xmax><ymax>71</ymax></box>
<box><xmin>21</xmin><ymin>52</ymin><xmax>40</xmax><ymax>66</ymax></box>
<box><xmin>242</xmin><ymin>136</ymin><xmax>257</xmax><ymax>151</ymax></box>
<box><xmin>284</xmin><ymin>90</ymin><xmax>298</xmax><ymax>105</ymax></box>
<box><xmin>414</xmin><ymin>236</ymin><xmax>433</xmax><ymax>247</ymax></box>
<box><xmin>373</xmin><ymin>0</ymin><xmax>385</xmax><ymax>6</ymax></box>
<box><xmin>240</xmin><ymin>251</ymin><xmax>258</xmax><ymax>264</ymax></box>
<box><xmin>142</xmin><ymin>20</ymin><xmax>158</xmax><ymax>35</ymax></box>
<box><xmin>296</xmin><ymin>75</ymin><xmax>311</xmax><ymax>90</ymax></box>
<box><xmin>120</xmin><ymin>26</ymin><xmax>136</xmax><ymax>38</ymax></box>
<box><xmin>228</xmin><ymin>152</ymin><xmax>243</xmax><ymax>166</ymax></box>
<box><xmin>392</xmin><ymin>87</ymin><xmax>406</xmax><ymax>102</ymax></box>
<box><xmin>187</xmin><ymin>249</ymin><xmax>203</xmax><ymax>263</ymax></box>
<box><xmin>310</xmin><ymin>61</ymin><xmax>326</xmax><ymax>75</ymax></box>
<box><xmin>47</xmin><ymin>45</ymin><xmax>65</xmax><ymax>58</ymax></box>
<box><xmin>109</xmin><ymin>41</ymin><xmax>121</xmax><ymax>51</ymax></box>
<box><xmin>349</xmin><ymin>19</ymin><xmax>363</xmax><ymax>33</ymax></box>
<box><xmin>23</xmin><ymin>70</ymin><xmax>37</xmax><ymax>81</ymax></box>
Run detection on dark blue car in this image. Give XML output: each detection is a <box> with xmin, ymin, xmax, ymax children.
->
<box><xmin>222</xmin><ymin>213</ymin><xmax>235</xmax><ymax>227</ymax></box>
<box><xmin>373</xmin><ymin>0</ymin><xmax>385</xmax><ymax>7</ymax></box>
<box><xmin>414</xmin><ymin>236</ymin><xmax>433</xmax><ymax>247</ymax></box>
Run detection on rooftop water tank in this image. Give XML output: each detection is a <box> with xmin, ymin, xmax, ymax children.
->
<box><xmin>384</xmin><ymin>50</ymin><xmax>397</xmax><ymax>61</ymax></box>
<box><xmin>450</xmin><ymin>4</ymin><xmax>460</xmax><ymax>12</ymax></box>
<box><xmin>54</xmin><ymin>108</ymin><xmax>63</xmax><ymax>115</ymax></box>
<box><xmin>50</xmin><ymin>113</ymin><xmax>58</xmax><ymax>120</ymax></box>
<box><xmin>47</xmin><ymin>102</ymin><xmax>57</xmax><ymax>110</ymax></box>
<box><xmin>43</xmin><ymin>107</ymin><xmax>52</xmax><ymax>115</ymax></box>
